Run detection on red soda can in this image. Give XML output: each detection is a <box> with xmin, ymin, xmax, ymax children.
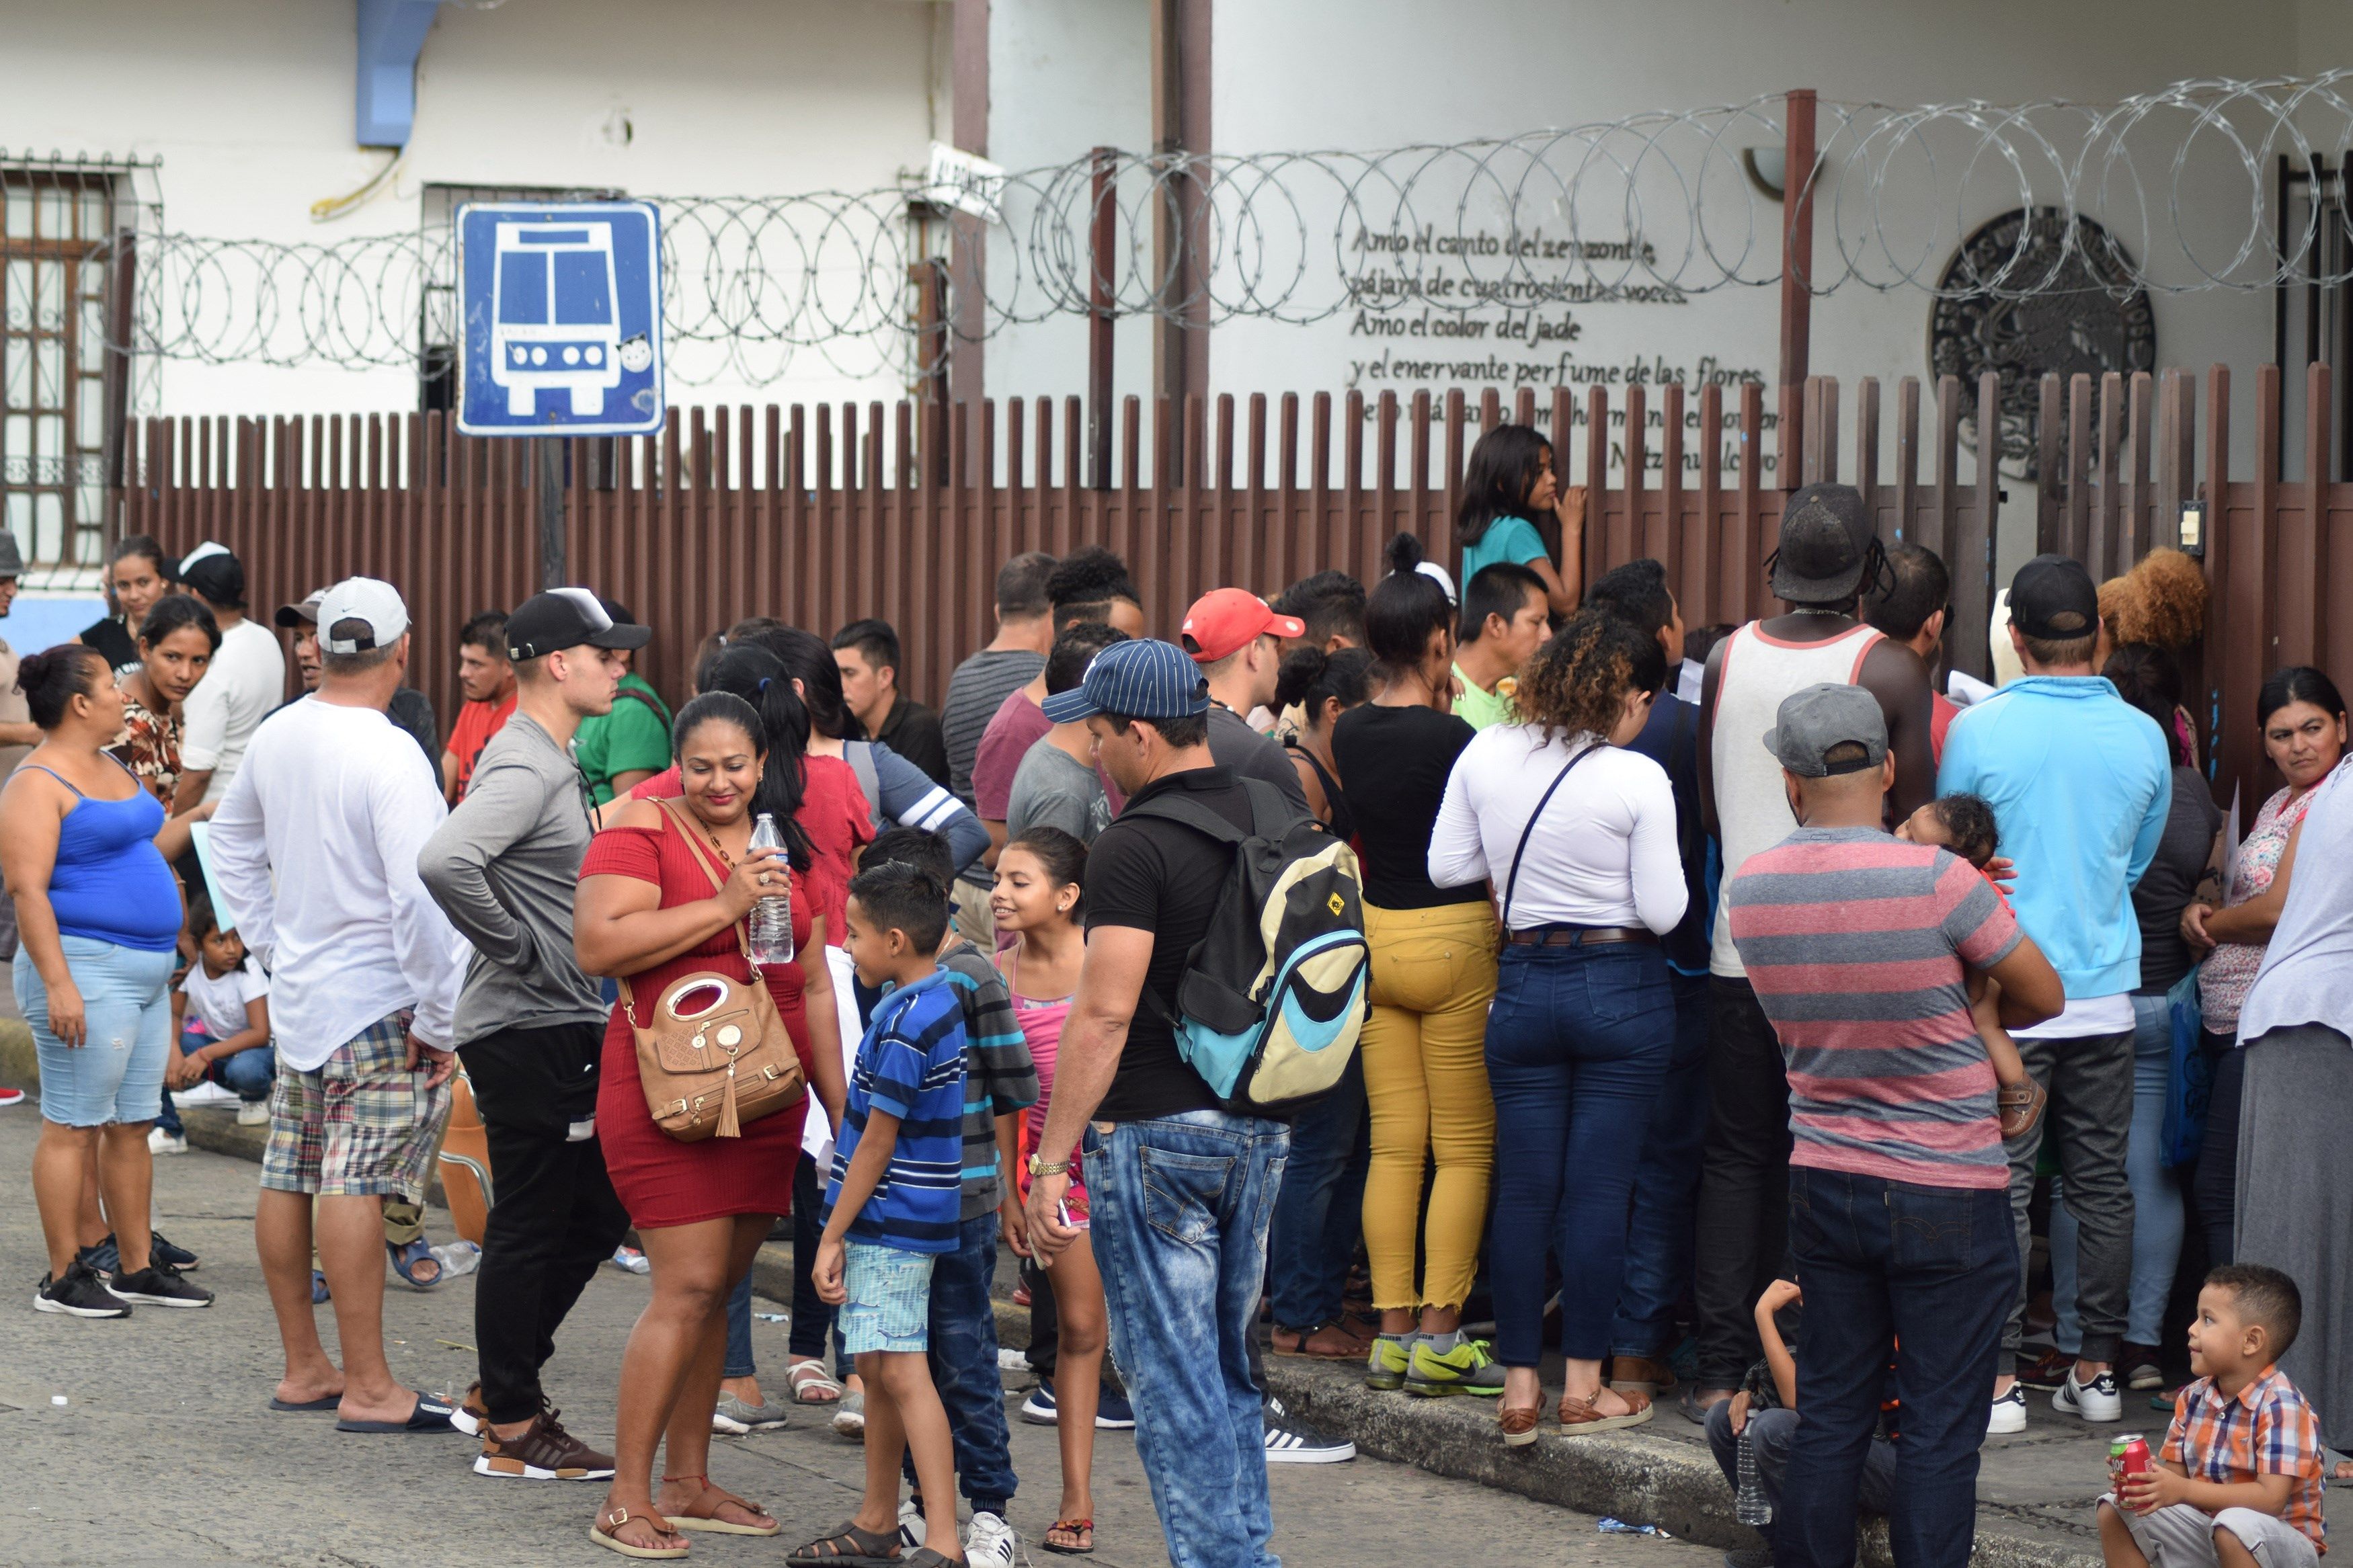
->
<box><xmin>2120</xmin><ymin>1435</ymin><xmax>2153</xmax><ymax>1479</ymax></box>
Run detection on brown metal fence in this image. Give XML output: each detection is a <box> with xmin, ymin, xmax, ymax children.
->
<box><xmin>116</xmin><ymin>362</ymin><xmax>2351</xmax><ymax>810</ymax></box>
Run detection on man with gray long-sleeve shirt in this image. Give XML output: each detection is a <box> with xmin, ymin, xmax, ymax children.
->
<box><xmin>418</xmin><ymin>589</ymin><xmax>648</xmax><ymax>1482</ymax></box>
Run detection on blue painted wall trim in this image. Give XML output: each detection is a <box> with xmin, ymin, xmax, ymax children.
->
<box><xmin>355</xmin><ymin>0</ymin><xmax>441</xmax><ymax>147</ymax></box>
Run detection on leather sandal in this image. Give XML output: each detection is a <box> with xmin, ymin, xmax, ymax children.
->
<box><xmin>590</xmin><ymin>1505</ymin><xmax>689</xmax><ymax>1560</ymax></box>
<box><xmin>1559</xmin><ymin>1386</ymin><xmax>1654</xmax><ymax>1435</ymax></box>
<box><xmin>1271</xmin><ymin>1319</ymin><xmax>1372</xmax><ymax>1359</ymax></box>
<box><xmin>787</xmin><ymin>1520</ymin><xmax>904</xmax><ymax>1565</ymax></box>
<box><xmin>661</xmin><ymin>1474</ymin><xmax>779</xmax><ymax>1536</ymax></box>
<box><xmin>1499</xmin><ymin>1398</ymin><xmax>1543</xmax><ymax>1447</ymax></box>
<box><xmin>1997</xmin><ymin>1076</ymin><xmax>2049</xmax><ymax>1139</ymax></box>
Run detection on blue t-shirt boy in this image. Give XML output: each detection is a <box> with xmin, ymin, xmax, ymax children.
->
<box><xmin>823</xmin><ymin>969</ymin><xmax>967</xmax><ymax>1255</ymax></box>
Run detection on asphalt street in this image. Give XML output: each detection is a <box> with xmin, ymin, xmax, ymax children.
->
<box><xmin>0</xmin><ymin>1108</ymin><xmax>1723</xmax><ymax>1568</ymax></box>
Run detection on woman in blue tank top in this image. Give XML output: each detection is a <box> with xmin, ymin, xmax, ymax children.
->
<box><xmin>0</xmin><ymin>643</ymin><xmax>209</xmax><ymax>1315</ymax></box>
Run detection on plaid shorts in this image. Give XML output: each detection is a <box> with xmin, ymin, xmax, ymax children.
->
<box><xmin>260</xmin><ymin>1012</ymin><xmax>452</xmax><ymax>1202</ymax></box>
<box><xmin>839</xmin><ymin>1241</ymin><xmax>934</xmax><ymax>1355</ymax></box>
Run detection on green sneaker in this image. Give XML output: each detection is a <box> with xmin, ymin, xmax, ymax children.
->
<box><xmin>1404</xmin><ymin>1333</ymin><xmax>1506</xmax><ymax>1398</ymax></box>
<box><xmin>1365</xmin><ymin>1333</ymin><xmax>1416</xmax><ymax>1392</ymax></box>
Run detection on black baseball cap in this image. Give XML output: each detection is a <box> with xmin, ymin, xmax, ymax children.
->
<box><xmin>1770</xmin><ymin>484</ymin><xmax>1876</xmax><ymax>602</ymax></box>
<box><xmin>274</xmin><ymin>587</ymin><xmax>327</xmax><ymax>628</ymax></box>
<box><xmin>505</xmin><ymin>587</ymin><xmax>653</xmax><ymax>660</ymax></box>
<box><xmin>2007</xmin><ymin>554</ymin><xmax>2100</xmax><ymax>641</ymax></box>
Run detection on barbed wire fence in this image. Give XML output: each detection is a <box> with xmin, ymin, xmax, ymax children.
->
<box><xmin>114</xmin><ymin>70</ymin><xmax>2353</xmax><ymax>390</ymax></box>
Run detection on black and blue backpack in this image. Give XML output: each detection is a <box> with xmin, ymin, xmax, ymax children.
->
<box><xmin>1124</xmin><ymin>777</ymin><xmax>1371</xmax><ymax>1113</ymax></box>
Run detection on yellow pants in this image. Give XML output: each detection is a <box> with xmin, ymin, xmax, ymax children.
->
<box><xmin>1358</xmin><ymin>899</ymin><xmax>1499</xmax><ymax>1313</ymax></box>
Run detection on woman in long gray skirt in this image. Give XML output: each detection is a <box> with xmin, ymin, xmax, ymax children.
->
<box><xmin>2233</xmin><ymin>751</ymin><xmax>2353</xmax><ymax>1453</ymax></box>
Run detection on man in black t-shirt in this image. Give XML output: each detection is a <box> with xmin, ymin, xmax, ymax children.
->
<box><xmin>1021</xmin><ymin>638</ymin><xmax>1300</xmax><ymax>1565</ymax></box>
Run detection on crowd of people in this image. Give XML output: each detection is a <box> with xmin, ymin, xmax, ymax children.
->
<box><xmin>5</xmin><ymin>419</ymin><xmax>2350</xmax><ymax>1568</ymax></box>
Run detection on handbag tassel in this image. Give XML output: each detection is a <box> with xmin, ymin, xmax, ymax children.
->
<box><xmin>717</xmin><ymin>1062</ymin><xmax>743</xmax><ymax>1139</ymax></box>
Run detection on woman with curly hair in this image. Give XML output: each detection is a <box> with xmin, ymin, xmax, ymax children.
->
<box><xmin>1430</xmin><ymin>609</ymin><xmax>1685</xmax><ymax>1444</ymax></box>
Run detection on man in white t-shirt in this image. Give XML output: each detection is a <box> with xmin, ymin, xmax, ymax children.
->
<box><xmin>174</xmin><ymin>542</ymin><xmax>288</xmax><ymax>812</ymax></box>
<box><xmin>210</xmin><ymin>577</ymin><xmax>467</xmax><ymax>1434</ymax></box>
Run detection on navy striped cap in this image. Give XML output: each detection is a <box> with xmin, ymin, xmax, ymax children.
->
<box><xmin>1041</xmin><ymin>638</ymin><xmax>1210</xmax><ymax>724</ymax></box>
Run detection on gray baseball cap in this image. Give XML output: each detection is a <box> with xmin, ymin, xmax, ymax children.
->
<box><xmin>1763</xmin><ymin>682</ymin><xmax>1888</xmax><ymax>778</ymax></box>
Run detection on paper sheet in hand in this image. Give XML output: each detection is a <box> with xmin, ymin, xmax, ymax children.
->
<box><xmin>188</xmin><ymin>821</ymin><xmax>239</xmax><ymax>935</ymax></box>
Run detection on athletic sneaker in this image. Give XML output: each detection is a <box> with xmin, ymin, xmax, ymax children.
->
<box><xmin>1365</xmin><ymin>1333</ymin><xmax>1417</xmax><ymax>1392</ymax></box>
<box><xmin>965</xmin><ymin>1510</ymin><xmax>1016</xmax><ymax>1568</ymax></box>
<box><xmin>148</xmin><ymin>1127</ymin><xmax>187</xmax><ymax>1155</ymax></box>
<box><xmin>76</xmin><ymin>1239</ymin><xmax>120</xmax><ymax>1278</ymax></box>
<box><xmin>830</xmin><ymin>1389</ymin><xmax>866</xmax><ymax>1440</ymax></box>
<box><xmin>147</xmin><ymin>1231</ymin><xmax>200</xmax><ymax>1271</ymax></box>
<box><xmin>237</xmin><ymin>1100</ymin><xmax>270</xmax><ymax>1126</ymax></box>
<box><xmin>2054</xmin><ymin>1367</ymin><xmax>2123</xmax><ymax>1423</ymax></box>
<box><xmin>1986</xmin><ymin>1383</ymin><xmax>2028</xmax><ymax>1435</ymax></box>
<box><xmin>450</xmin><ymin>1383</ymin><xmax>491</xmax><ymax>1437</ymax></box>
<box><xmin>1263</xmin><ymin>1395</ymin><xmax>1355</xmax><ymax>1464</ymax></box>
<box><xmin>713</xmin><ymin>1393</ymin><xmax>791</xmax><ymax>1433</ymax></box>
<box><xmin>2118</xmin><ymin>1344</ymin><xmax>2165</xmax><ymax>1392</ymax></box>
<box><xmin>473</xmin><ymin>1408</ymin><xmax>615</xmax><ymax>1481</ymax></box>
<box><xmin>1021</xmin><ymin>1378</ymin><xmax>1136</xmax><ymax>1428</ymax></box>
<box><xmin>107</xmin><ymin>1262</ymin><xmax>214</xmax><ymax>1309</ymax></box>
<box><xmin>1404</xmin><ymin>1332</ymin><xmax>1507</xmax><ymax>1398</ymax></box>
<box><xmin>896</xmin><ymin>1499</ymin><xmax>924</xmax><ymax>1550</ymax></box>
<box><xmin>0</xmin><ymin>1086</ymin><xmax>25</xmax><ymax>1108</ymax></box>
<box><xmin>36</xmin><ymin>1259</ymin><xmax>129</xmax><ymax>1318</ymax></box>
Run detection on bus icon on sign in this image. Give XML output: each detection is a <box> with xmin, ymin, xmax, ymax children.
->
<box><xmin>490</xmin><ymin>222</ymin><xmax>624</xmax><ymax>417</ymax></box>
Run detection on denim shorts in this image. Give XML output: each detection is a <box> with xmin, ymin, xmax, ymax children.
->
<box><xmin>838</xmin><ymin>1240</ymin><xmax>934</xmax><ymax>1354</ymax></box>
<box><xmin>16</xmin><ymin>939</ymin><xmax>177</xmax><ymax>1127</ymax></box>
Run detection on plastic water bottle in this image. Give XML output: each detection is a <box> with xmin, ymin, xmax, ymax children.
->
<box><xmin>1735</xmin><ymin>1424</ymin><xmax>1773</xmax><ymax>1526</ymax></box>
<box><xmin>748</xmin><ymin>813</ymin><xmax>795</xmax><ymax>966</ymax></box>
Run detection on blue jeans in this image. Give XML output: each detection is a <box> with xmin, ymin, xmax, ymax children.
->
<box><xmin>1266</xmin><ymin>1048</ymin><xmax>1367</xmax><ymax>1329</ymax></box>
<box><xmin>1782</xmin><ymin>1167</ymin><xmax>2016</xmax><ymax>1568</ymax></box>
<box><xmin>17</xmin><ymin>940</ymin><xmax>177</xmax><ymax>1126</ymax></box>
<box><xmin>789</xmin><ymin>1153</ymin><xmax>853</xmax><ymax>1379</ymax></box>
<box><xmin>2052</xmin><ymin>994</ymin><xmax>2184</xmax><ymax>1352</ymax></box>
<box><xmin>1086</xmin><ymin>1110</ymin><xmax>1289</xmax><ymax>1568</ymax></box>
<box><xmin>898</xmin><ymin>1212</ymin><xmax>1018</xmax><ymax>1515</ymax></box>
<box><xmin>154</xmin><ymin>1030</ymin><xmax>278</xmax><ymax>1135</ymax></box>
<box><xmin>723</xmin><ymin>1271</ymin><xmax>761</xmax><ymax>1380</ymax></box>
<box><xmin>1485</xmin><ymin>940</ymin><xmax>1675</xmax><ymax>1366</ymax></box>
<box><xmin>1611</xmin><ymin>968</ymin><xmax>1711</xmax><ymax>1359</ymax></box>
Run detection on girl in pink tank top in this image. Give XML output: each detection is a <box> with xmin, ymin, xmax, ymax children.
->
<box><xmin>992</xmin><ymin>827</ymin><xmax>1106</xmax><ymax>1557</ymax></box>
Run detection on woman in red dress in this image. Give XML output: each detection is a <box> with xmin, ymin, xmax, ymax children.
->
<box><xmin>575</xmin><ymin>691</ymin><xmax>846</xmax><ymax>1557</ymax></box>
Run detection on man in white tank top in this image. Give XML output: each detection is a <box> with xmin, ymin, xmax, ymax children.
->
<box><xmin>1683</xmin><ymin>485</ymin><xmax>1937</xmax><ymax>1414</ymax></box>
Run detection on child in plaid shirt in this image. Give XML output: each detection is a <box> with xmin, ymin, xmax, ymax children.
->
<box><xmin>2099</xmin><ymin>1264</ymin><xmax>2326</xmax><ymax>1568</ymax></box>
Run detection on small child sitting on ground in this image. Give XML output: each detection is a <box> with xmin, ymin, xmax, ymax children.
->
<box><xmin>2097</xmin><ymin>1264</ymin><xmax>2325</xmax><ymax>1568</ymax></box>
<box><xmin>157</xmin><ymin>893</ymin><xmax>274</xmax><ymax>1132</ymax></box>
<box><xmin>1897</xmin><ymin>793</ymin><xmax>2044</xmax><ymax>1135</ymax></box>
<box><xmin>797</xmin><ymin>861</ymin><xmax>971</xmax><ymax>1568</ymax></box>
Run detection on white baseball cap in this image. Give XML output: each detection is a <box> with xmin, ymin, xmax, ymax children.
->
<box><xmin>317</xmin><ymin>577</ymin><xmax>410</xmax><ymax>655</ymax></box>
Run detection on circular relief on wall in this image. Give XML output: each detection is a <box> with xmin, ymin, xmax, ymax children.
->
<box><xmin>1929</xmin><ymin>206</ymin><xmax>2157</xmax><ymax>479</ymax></box>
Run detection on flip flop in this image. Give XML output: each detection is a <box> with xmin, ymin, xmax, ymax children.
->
<box><xmin>387</xmin><ymin>1237</ymin><xmax>442</xmax><ymax>1291</ymax></box>
<box><xmin>336</xmin><ymin>1390</ymin><xmax>459</xmax><ymax>1434</ymax></box>
<box><xmin>268</xmin><ymin>1393</ymin><xmax>342</xmax><ymax>1412</ymax></box>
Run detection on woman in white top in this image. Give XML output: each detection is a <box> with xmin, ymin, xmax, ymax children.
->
<box><xmin>1429</xmin><ymin>609</ymin><xmax>1686</xmax><ymax>1445</ymax></box>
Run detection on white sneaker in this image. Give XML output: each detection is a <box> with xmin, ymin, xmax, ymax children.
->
<box><xmin>1986</xmin><ymin>1383</ymin><xmax>2028</xmax><ymax>1435</ymax></box>
<box><xmin>171</xmin><ymin>1083</ymin><xmax>237</xmax><ymax>1108</ymax></box>
<box><xmin>895</xmin><ymin>1500</ymin><xmax>924</xmax><ymax>1551</ymax></box>
<box><xmin>148</xmin><ymin>1128</ymin><xmax>188</xmax><ymax>1155</ymax></box>
<box><xmin>2055</xmin><ymin>1367</ymin><xmax>2124</xmax><ymax>1423</ymax></box>
<box><xmin>965</xmin><ymin>1510</ymin><xmax>1016</xmax><ymax>1568</ymax></box>
<box><xmin>237</xmin><ymin>1100</ymin><xmax>269</xmax><ymax>1126</ymax></box>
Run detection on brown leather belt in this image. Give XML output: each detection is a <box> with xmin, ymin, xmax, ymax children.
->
<box><xmin>1504</xmin><ymin>926</ymin><xmax>1658</xmax><ymax>948</ymax></box>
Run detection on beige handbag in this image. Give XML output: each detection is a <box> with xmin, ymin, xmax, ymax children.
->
<box><xmin>618</xmin><ymin>800</ymin><xmax>807</xmax><ymax>1141</ymax></box>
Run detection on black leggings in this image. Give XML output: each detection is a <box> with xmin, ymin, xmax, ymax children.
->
<box><xmin>2193</xmin><ymin>1032</ymin><xmax>2244</xmax><ymax>1266</ymax></box>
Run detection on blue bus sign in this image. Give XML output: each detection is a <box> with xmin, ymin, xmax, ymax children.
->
<box><xmin>455</xmin><ymin>201</ymin><xmax>663</xmax><ymax>436</ymax></box>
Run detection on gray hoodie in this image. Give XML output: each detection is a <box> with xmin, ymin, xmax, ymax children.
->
<box><xmin>418</xmin><ymin>710</ymin><xmax>607</xmax><ymax>1044</ymax></box>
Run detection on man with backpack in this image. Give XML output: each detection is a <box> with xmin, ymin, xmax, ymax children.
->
<box><xmin>1024</xmin><ymin>638</ymin><xmax>1369</xmax><ymax>1565</ymax></box>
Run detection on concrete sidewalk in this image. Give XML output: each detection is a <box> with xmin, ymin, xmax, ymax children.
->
<box><xmin>0</xmin><ymin>1034</ymin><xmax>2149</xmax><ymax>1568</ymax></box>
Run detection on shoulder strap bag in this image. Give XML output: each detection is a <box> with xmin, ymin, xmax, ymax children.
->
<box><xmin>616</xmin><ymin>799</ymin><xmax>807</xmax><ymax>1141</ymax></box>
<box><xmin>1498</xmin><ymin>739</ymin><xmax>1601</xmax><ymax>940</ymax></box>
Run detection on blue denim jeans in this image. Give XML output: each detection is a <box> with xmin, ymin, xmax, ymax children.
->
<box><xmin>1086</xmin><ymin>1110</ymin><xmax>1289</xmax><ymax>1568</ymax></box>
<box><xmin>1486</xmin><ymin>940</ymin><xmax>1675</xmax><ymax>1366</ymax></box>
<box><xmin>1782</xmin><ymin>1167</ymin><xmax>2016</xmax><ymax>1568</ymax></box>
<box><xmin>17</xmin><ymin>940</ymin><xmax>177</xmax><ymax>1127</ymax></box>
<box><xmin>2052</xmin><ymin>993</ymin><xmax>2184</xmax><ymax>1352</ymax></box>
<box><xmin>1266</xmin><ymin>1048</ymin><xmax>1367</xmax><ymax>1330</ymax></box>
<box><xmin>789</xmin><ymin>1151</ymin><xmax>852</xmax><ymax>1378</ymax></box>
<box><xmin>900</xmin><ymin>1211</ymin><xmax>1017</xmax><ymax>1516</ymax></box>
<box><xmin>1610</xmin><ymin>968</ymin><xmax>1711</xmax><ymax>1359</ymax></box>
<box><xmin>154</xmin><ymin>1030</ymin><xmax>278</xmax><ymax>1136</ymax></box>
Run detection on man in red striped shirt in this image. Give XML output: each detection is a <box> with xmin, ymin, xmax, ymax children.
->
<box><xmin>1726</xmin><ymin>684</ymin><xmax>2063</xmax><ymax>1568</ymax></box>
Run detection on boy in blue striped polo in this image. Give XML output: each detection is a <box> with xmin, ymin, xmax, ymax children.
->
<box><xmin>804</xmin><ymin>862</ymin><xmax>971</xmax><ymax>1568</ymax></box>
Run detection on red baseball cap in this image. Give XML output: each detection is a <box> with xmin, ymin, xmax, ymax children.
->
<box><xmin>1180</xmin><ymin>588</ymin><xmax>1305</xmax><ymax>664</ymax></box>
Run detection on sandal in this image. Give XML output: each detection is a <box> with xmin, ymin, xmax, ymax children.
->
<box><xmin>1559</xmin><ymin>1387</ymin><xmax>1654</xmax><ymax>1435</ymax></box>
<box><xmin>1271</xmin><ymin>1320</ymin><xmax>1371</xmax><ymax>1360</ymax></box>
<box><xmin>1499</xmin><ymin>1398</ymin><xmax>1542</xmax><ymax>1448</ymax></box>
<box><xmin>787</xmin><ymin>1358</ymin><xmax>844</xmax><ymax>1405</ymax></box>
<box><xmin>786</xmin><ymin>1520</ymin><xmax>902</xmax><ymax>1565</ymax></box>
<box><xmin>661</xmin><ymin>1474</ymin><xmax>779</xmax><ymax>1536</ymax></box>
<box><xmin>1043</xmin><ymin>1519</ymin><xmax>1095</xmax><ymax>1556</ymax></box>
<box><xmin>591</xmin><ymin>1505</ymin><xmax>688</xmax><ymax>1560</ymax></box>
<box><xmin>387</xmin><ymin>1236</ymin><xmax>442</xmax><ymax>1290</ymax></box>
<box><xmin>1997</xmin><ymin>1077</ymin><xmax>2048</xmax><ymax>1139</ymax></box>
